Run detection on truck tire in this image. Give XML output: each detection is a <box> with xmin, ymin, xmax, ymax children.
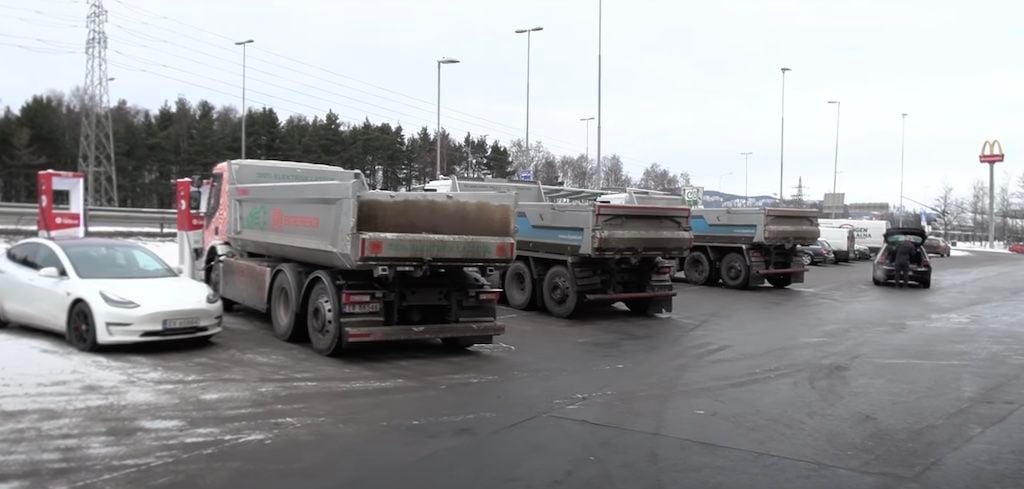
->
<box><xmin>767</xmin><ymin>276</ymin><xmax>792</xmax><ymax>289</ymax></box>
<box><xmin>719</xmin><ymin>252</ymin><xmax>750</xmax><ymax>289</ymax></box>
<box><xmin>206</xmin><ymin>261</ymin><xmax>235</xmax><ymax>312</ymax></box>
<box><xmin>684</xmin><ymin>252</ymin><xmax>715</xmax><ymax>286</ymax></box>
<box><xmin>542</xmin><ymin>265</ymin><xmax>580</xmax><ymax>318</ymax></box>
<box><xmin>270</xmin><ymin>268</ymin><xmax>306</xmax><ymax>342</ymax></box>
<box><xmin>504</xmin><ymin>260</ymin><xmax>536</xmax><ymax>310</ymax></box>
<box><xmin>306</xmin><ymin>278</ymin><xmax>345</xmax><ymax>356</ymax></box>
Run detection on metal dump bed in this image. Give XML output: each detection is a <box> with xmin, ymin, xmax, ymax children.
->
<box><xmin>690</xmin><ymin>208</ymin><xmax>820</xmax><ymax>246</ymax></box>
<box><xmin>226</xmin><ymin>161</ymin><xmax>516</xmax><ymax>269</ymax></box>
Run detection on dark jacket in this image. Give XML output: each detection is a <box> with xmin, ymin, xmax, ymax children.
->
<box><xmin>894</xmin><ymin>240</ymin><xmax>916</xmax><ymax>265</ymax></box>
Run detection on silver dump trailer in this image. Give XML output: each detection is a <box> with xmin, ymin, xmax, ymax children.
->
<box><xmin>682</xmin><ymin>208</ymin><xmax>820</xmax><ymax>289</ymax></box>
<box><xmin>424</xmin><ymin>178</ymin><xmax>692</xmax><ymax>318</ymax></box>
<box><xmin>203</xmin><ymin>160</ymin><xmax>516</xmax><ymax>355</ymax></box>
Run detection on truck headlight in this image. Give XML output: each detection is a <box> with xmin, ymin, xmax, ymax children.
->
<box><xmin>100</xmin><ymin>291</ymin><xmax>139</xmax><ymax>309</ymax></box>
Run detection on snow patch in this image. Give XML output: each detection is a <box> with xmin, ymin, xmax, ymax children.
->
<box><xmin>949</xmin><ymin>249</ymin><xmax>972</xmax><ymax>257</ymax></box>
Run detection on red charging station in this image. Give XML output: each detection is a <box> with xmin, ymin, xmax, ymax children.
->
<box><xmin>38</xmin><ymin>170</ymin><xmax>86</xmax><ymax>238</ymax></box>
<box><xmin>175</xmin><ymin>178</ymin><xmax>208</xmax><ymax>279</ymax></box>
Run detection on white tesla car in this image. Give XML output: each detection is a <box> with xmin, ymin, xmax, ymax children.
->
<box><xmin>0</xmin><ymin>238</ymin><xmax>222</xmax><ymax>351</ymax></box>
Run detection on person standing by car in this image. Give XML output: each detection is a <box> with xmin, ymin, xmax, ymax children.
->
<box><xmin>893</xmin><ymin>237</ymin><xmax>916</xmax><ymax>288</ymax></box>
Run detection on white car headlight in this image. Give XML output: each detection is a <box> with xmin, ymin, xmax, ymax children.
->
<box><xmin>206</xmin><ymin>288</ymin><xmax>221</xmax><ymax>304</ymax></box>
<box><xmin>100</xmin><ymin>291</ymin><xmax>140</xmax><ymax>309</ymax></box>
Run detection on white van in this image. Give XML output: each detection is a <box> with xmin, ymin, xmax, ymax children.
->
<box><xmin>818</xmin><ymin>219</ymin><xmax>889</xmax><ymax>253</ymax></box>
<box><xmin>819</xmin><ymin>226</ymin><xmax>855</xmax><ymax>262</ymax></box>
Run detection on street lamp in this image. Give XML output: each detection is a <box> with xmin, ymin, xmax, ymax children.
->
<box><xmin>515</xmin><ymin>26</ymin><xmax>543</xmax><ymax>165</ymax></box>
<box><xmin>779</xmin><ymin>67</ymin><xmax>791</xmax><ymax>202</ymax></box>
<box><xmin>899</xmin><ymin>112</ymin><xmax>908</xmax><ymax>226</ymax></box>
<box><xmin>595</xmin><ymin>0</ymin><xmax>603</xmax><ymax>187</ymax></box>
<box><xmin>580</xmin><ymin>117</ymin><xmax>595</xmax><ymax>160</ymax></box>
<box><xmin>234</xmin><ymin>39</ymin><xmax>254</xmax><ymax>159</ymax></box>
<box><xmin>436</xmin><ymin>57</ymin><xmax>460</xmax><ymax>179</ymax></box>
<box><xmin>740</xmin><ymin>152</ymin><xmax>752</xmax><ymax>206</ymax></box>
<box><xmin>828</xmin><ymin>100</ymin><xmax>841</xmax><ymax>218</ymax></box>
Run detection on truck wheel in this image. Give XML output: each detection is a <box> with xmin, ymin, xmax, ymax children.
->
<box><xmin>542</xmin><ymin>265</ymin><xmax>580</xmax><ymax>318</ymax></box>
<box><xmin>684</xmin><ymin>252</ymin><xmax>714</xmax><ymax>285</ymax></box>
<box><xmin>504</xmin><ymin>261</ymin><xmax>536</xmax><ymax>310</ymax></box>
<box><xmin>206</xmin><ymin>262</ymin><xmax>235</xmax><ymax>312</ymax></box>
<box><xmin>767</xmin><ymin>276</ymin><xmax>792</xmax><ymax>289</ymax></box>
<box><xmin>306</xmin><ymin>279</ymin><xmax>345</xmax><ymax>356</ymax></box>
<box><xmin>719</xmin><ymin>253</ymin><xmax>750</xmax><ymax>289</ymax></box>
<box><xmin>270</xmin><ymin>269</ymin><xmax>306</xmax><ymax>342</ymax></box>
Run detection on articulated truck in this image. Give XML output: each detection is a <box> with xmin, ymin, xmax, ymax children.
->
<box><xmin>681</xmin><ymin>208</ymin><xmax>820</xmax><ymax>289</ymax></box>
<box><xmin>197</xmin><ymin>160</ymin><xmax>516</xmax><ymax>355</ymax></box>
<box><xmin>425</xmin><ymin>178</ymin><xmax>692</xmax><ymax>318</ymax></box>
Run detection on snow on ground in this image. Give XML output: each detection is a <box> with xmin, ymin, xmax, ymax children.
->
<box><xmin>952</xmin><ymin>243</ymin><xmax>1012</xmax><ymax>254</ymax></box>
<box><xmin>949</xmin><ymin>249</ymin><xmax>972</xmax><ymax>257</ymax></box>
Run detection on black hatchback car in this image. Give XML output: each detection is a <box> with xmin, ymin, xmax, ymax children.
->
<box><xmin>872</xmin><ymin>228</ymin><xmax>932</xmax><ymax>288</ymax></box>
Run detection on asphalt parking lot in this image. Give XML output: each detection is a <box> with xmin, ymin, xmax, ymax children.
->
<box><xmin>2</xmin><ymin>251</ymin><xmax>1023</xmax><ymax>489</ymax></box>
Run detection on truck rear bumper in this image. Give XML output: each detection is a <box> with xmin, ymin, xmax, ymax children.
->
<box><xmin>583</xmin><ymin>290</ymin><xmax>676</xmax><ymax>302</ymax></box>
<box><xmin>344</xmin><ymin>322</ymin><xmax>505</xmax><ymax>343</ymax></box>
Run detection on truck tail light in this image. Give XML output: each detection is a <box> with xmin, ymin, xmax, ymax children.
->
<box><xmin>360</xmin><ymin>238</ymin><xmax>385</xmax><ymax>257</ymax></box>
<box><xmin>343</xmin><ymin>292</ymin><xmax>373</xmax><ymax>304</ymax></box>
<box><xmin>475</xmin><ymin>291</ymin><xmax>500</xmax><ymax>302</ymax></box>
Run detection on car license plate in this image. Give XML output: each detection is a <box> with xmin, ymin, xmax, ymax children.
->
<box><xmin>163</xmin><ymin>317</ymin><xmax>200</xmax><ymax>330</ymax></box>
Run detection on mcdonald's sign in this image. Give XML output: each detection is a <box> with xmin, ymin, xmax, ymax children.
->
<box><xmin>979</xmin><ymin>139</ymin><xmax>1004</xmax><ymax>164</ymax></box>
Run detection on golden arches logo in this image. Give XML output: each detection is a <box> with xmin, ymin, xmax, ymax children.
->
<box><xmin>979</xmin><ymin>139</ymin><xmax>1005</xmax><ymax>163</ymax></box>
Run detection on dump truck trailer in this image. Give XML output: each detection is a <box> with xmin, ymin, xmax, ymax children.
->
<box><xmin>424</xmin><ymin>178</ymin><xmax>692</xmax><ymax>318</ymax></box>
<box><xmin>681</xmin><ymin>208</ymin><xmax>820</xmax><ymax>289</ymax></box>
<box><xmin>199</xmin><ymin>160</ymin><xmax>516</xmax><ymax>355</ymax></box>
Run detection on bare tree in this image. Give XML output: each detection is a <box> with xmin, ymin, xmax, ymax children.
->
<box><xmin>637</xmin><ymin>163</ymin><xmax>680</xmax><ymax>192</ymax></box>
<box><xmin>970</xmin><ymin>179</ymin><xmax>987</xmax><ymax>244</ymax></box>
<box><xmin>601</xmin><ymin>154</ymin><xmax>632</xmax><ymax>188</ymax></box>
<box><xmin>933</xmin><ymin>181</ymin><xmax>965</xmax><ymax>240</ymax></box>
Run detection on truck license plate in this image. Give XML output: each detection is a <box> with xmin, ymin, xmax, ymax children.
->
<box><xmin>343</xmin><ymin>303</ymin><xmax>381</xmax><ymax>314</ymax></box>
<box><xmin>163</xmin><ymin>317</ymin><xmax>200</xmax><ymax>330</ymax></box>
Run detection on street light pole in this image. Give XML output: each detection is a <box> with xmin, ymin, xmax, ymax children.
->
<box><xmin>899</xmin><ymin>112</ymin><xmax>907</xmax><ymax>226</ymax></box>
<box><xmin>436</xmin><ymin>57</ymin><xmax>461</xmax><ymax>179</ymax></box>
<box><xmin>596</xmin><ymin>0</ymin><xmax>603</xmax><ymax>187</ymax></box>
<box><xmin>515</xmin><ymin>27</ymin><xmax>543</xmax><ymax>166</ymax></box>
<box><xmin>828</xmin><ymin>100</ymin><xmax>841</xmax><ymax>218</ymax></box>
<box><xmin>580</xmin><ymin>117</ymin><xmax>595</xmax><ymax>160</ymax></box>
<box><xmin>234</xmin><ymin>39</ymin><xmax>254</xmax><ymax>159</ymax></box>
<box><xmin>779</xmin><ymin>67</ymin><xmax>791</xmax><ymax>203</ymax></box>
<box><xmin>740</xmin><ymin>152</ymin><xmax>752</xmax><ymax>206</ymax></box>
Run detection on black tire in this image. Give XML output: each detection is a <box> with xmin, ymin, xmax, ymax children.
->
<box><xmin>542</xmin><ymin>265</ymin><xmax>580</xmax><ymax>318</ymax></box>
<box><xmin>504</xmin><ymin>261</ymin><xmax>536</xmax><ymax>310</ymax></box>
<box><xmin>920</xmin><ymin>279</ymin><xmax>931</xmax><ymax>289</ymax></box>
<box><xmin>767</xmin><ymin>276</ymin><xmax>792</xmax><ymax>289</ymax></box>
<box><xmin>719</xmin><ymin>252</ymin><xmax>750</xmax><ymax>289</ymax></box>
<box><xmin>623</xmin><ymin>300</ymin><xmax>651</xmax><ymax>315</ymax></box>
<box><xmin>207</xmin><ymin>261</ymin><xmax>235</xmax><ymax>312</ymax></box>
<box><xmin>270</xmin><ymin>269</ymin><xmax>306</xmax><ymax>342</ymax></box>
<box><xmin>684</xmin><ymin>252</ymin><xmax>714</xmax><ymax>286</ymax></box>
<box><xmin>441</xmin><ymin>337</ymin><xmax>479</xmax><ymax>349</ymax></box>
<box><xmin>306</xmin><ymin>278</ymin><xmax>345</xmax><ymax>356</ymax></box>
<box><xmin>872</xmin><ymin>278</ymin><xmax>883</xmax><ymax>286</ymax></box>
<box><xmin>67</xmin><ymin>302</ymin><xmax>100</xmax><ymax>352</ymax></box>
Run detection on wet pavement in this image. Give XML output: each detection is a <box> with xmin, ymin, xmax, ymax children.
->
<box><xmin>2</xmin><ymin>251</ymin><xmax>1023</xmax><ymax>488</ymax></box>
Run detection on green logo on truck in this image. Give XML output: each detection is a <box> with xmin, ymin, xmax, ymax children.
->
<box><xmin>244</xmin><ymin>205</ymin><xmax>269</xmax><ymax>231</ymax></box>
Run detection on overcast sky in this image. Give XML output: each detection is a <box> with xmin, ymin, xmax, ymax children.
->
<box><xmin>2</xmin><ymin>0</ymin><xmax>1021</xmax><ymax>206</ymax></box>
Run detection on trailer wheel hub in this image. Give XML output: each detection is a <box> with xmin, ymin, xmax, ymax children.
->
<box><xmin>549</xmin><ymin>277</ymin><xmax>570</xmax><ymax>304</ymax></box>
